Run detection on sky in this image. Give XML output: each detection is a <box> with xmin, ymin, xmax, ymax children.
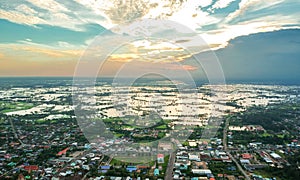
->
<box><xmin>0</xmin><ymin>0</ymin><xmax>299</xmax><ymax>81</ymax></box>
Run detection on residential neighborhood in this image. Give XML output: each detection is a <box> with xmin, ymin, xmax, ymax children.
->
<box><xmin>0</xmin><ymin>78</ymin><xmax>300</xmax><ymax>179</ymax></box>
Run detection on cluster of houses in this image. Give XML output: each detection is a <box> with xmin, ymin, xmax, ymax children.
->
<box><xmin>1</xmin><ymin>82</ymin><xmax>300</xmax><ymax>179</ymax></box>
<box><xmin>229</xmin><ymin>125</ymin><xmax>265</xmax><ymax>132</ymax></box>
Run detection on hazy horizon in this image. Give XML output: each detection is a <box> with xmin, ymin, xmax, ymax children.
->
<box><xmin>1</xmin><ymin>0</ymin><xmax>299</xmax><ymax>81</ymax></box>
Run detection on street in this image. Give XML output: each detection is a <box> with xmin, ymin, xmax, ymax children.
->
<box><xmin>165</xmin><ymin>152</ymin><xmax>175</xmax><ymax>180</ymax></box>
<box><xmin>223</xmin><ymin>116</ymin><xmax>250</xmax><ymax>180</ymax></box>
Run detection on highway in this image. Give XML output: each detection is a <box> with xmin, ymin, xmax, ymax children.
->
<box><xmin>223</xmin><ymin>116</ymin><xmax>251</xmax><ymax>180</ymax></box>
<box><xmin>165</xmin><ymin>152</ymin><xmax>175</xmax><ymax>180</ymax></box>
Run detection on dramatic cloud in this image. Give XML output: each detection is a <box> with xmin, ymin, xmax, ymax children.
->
<box><xmin>105</xmin><ymin>39</ymin><xmax>192</xmax><ymax>63</ymax></box>
<box><xmin>26</xmin><ymin>0</ymin><xmax>70</xmax><ymax>12</ymax></box>
<box><xmin>0</xmin><ymin>44</ymin><xmax>83</xmax><ymax>60</ymax></box>
<box><xmin>225</xmin><ymin>0</ymin><xmax>284</xmax><ymax>22</ymax></box>
<box><xmin>0</xmin><ymin>9</ymin><xmax>45</xmax><ymax>26</ymax></box>
<box><xmin>15</xmin><ymin>4</ymin><xmax>37</xmax><ymax>15</ymax></box>
<box><xmin>212</xmin><ymin>0</ymin><xmax>235</xmax><ymax>9</ymax></box>
<box><xmin>166</xmin><ymin>64</ymin><xmax>198</xmax><ymax>71</ymax></box>
<box><xmin>0</xmin><ymin>0</ymin><xmax>299</xmax><ymax>76</ymax></box>
<box><xmin>1</xmin><ymin>0</ymin><xmax>299</xmax><ymax>49</ymax></box>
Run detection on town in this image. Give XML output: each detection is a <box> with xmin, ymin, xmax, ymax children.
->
<box><xmin>0</xmin><ymin>78</ymin><xmax>299</xmax><ymax>180</ymax></box>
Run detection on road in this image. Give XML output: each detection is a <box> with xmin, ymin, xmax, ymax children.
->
<box><xmin>82</xmin><ymin>172</ymin><xmax>90</xmax><ymax>180</ymax></box>
<box><xmin>223</xmin><ymin>116</ymin><xmax>250</xmax><ymax>180</ymax></box>
<box><xmin>106</xmin><ymin>155</ymin><xmax>114</xmax><ymax>165</ymax></box>
<box><xmin>222</xmin><ymin>116</ymin><xmax>230</xmax><ymax>150</ymax></box>
<box><xmin>9</xmin><ymin>117</ymin><xmax>24</xmax><ymax>145</ymax></box>
<box><xmin>165</xmin><ymin>152</ymin><xmax>175</xmax><ymax>180</ymax></box>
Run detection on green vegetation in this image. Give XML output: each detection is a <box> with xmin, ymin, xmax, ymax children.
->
<box><xmin>208</xmin><ymin>162</ymin><xmax>241</xmax><ymax>177</ymax></box>
<box><xmin>101</xmin><ymin>117</ymin><xmax>171</xmax><ymax>143</ymax></box>
<box><xmin>229</xmin><ymin>103</ymin><xmax>300</xmax><ymax>145</ymax></box>
<box><xmin>156</xmin><ymin>124</ymin><xmax>167</xmax><ymax>130</ymax></box>
<box><xmin>228</xmin><ymin>102</ymin><xmax>300</xmax><ymax>179</ymax></box>
<box><xmin>188</xmin><ymin>127</ymin><xmax>204</xmax><ymax>139</ymax></box>
<box><xmin>254</xmin><ymin>166</ymin><xmax>300</xmax><ymax>180</ymax></box>
<box><xmin>111</xmin><ymin>156</ymin><xmax>156</xmax><ymax>165</ymax></box>
<box><xmin>0</xmin><ymin>101</ymin><xmax>34</xmax><ymax>113</ymax></box>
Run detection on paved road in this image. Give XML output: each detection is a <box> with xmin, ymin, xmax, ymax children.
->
<box><xmin>165</xmin><ymin>152</ymin><xmax>175</xmax><ymax>180</ymax></box>
<box><xmin>222</xmin><ymin>116</ymin><xmax>230</xmax><ymax>150</ymax></box>
<box><xmin>82</xmin><ymin>171</ymin><xmax>90</xmax><ymax>180</ymax></box>
<box><xmin>223</xmin><ymin>116</ymin><xmax>250</xmax><ymax>180</ymax></box>
<box><xmin>9</xmin><ymin>117</ymin><xmax>24</xmax><ymax>145</ymax></box>
<box><xmin>106</xmin><ymin>155</ymin><xmax>114</xmax><ymax>165</ymax></box>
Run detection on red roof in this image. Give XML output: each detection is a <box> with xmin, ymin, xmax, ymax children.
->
<box><xmin>157</xmin><ymin>154</ymin><xmax>164</xmax><ymax>158</ymax></box>
<box><xmin>57</xmin><ymin>147</ymin><xmax>69</xmax><ymax>156</ymax></box>
<box><xmin>137</xmin><ymin>165</ymin><xmax>149</xmax><ymax>169</ymax></box>
<box><xmin>242</xmin><ymin>153</ymin><xmax>251</xmax><ymax>159</ymax></box>
<box><xmin>24</xmin><ymin>165</ymin><xmax>38</xmax><ymax>171</ymax></box>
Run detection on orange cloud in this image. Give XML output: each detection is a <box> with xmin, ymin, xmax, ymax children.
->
<box><xmin>166</xmin><ymin>64</ymin><xmax>197</xmax><ymax>71</ymax></box>
<box><xmin>108</xmin><ymin>53</ymin><xmax>139</xmax><ymax>62</ymax></box>
<box><xmin>0</xmin><ymin>44</ymin><xmax>85</xmax><ymax>76</ymax></box>
<box><xmin>0</xmin><ymin>56</ymin><xmax>78</xmax><ymax>76</ymax></box>
<box><xmin>0</xmin><ymin>42</ymin><xmax>196</xmax><ymax>77</ymax></box>
<box><xmin>0</xmin><ymin>44</ymin><xmax>84</xmax><ymax>62</ymax></box>
<box><xmin>20</xmin><ymin>46</ymin><xmax>83</xmax><ymax>58</ymax></box>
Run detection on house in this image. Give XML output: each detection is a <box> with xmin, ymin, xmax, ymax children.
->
<box><xmin>189</xmin><ymin>154</ymin><xmax>200</xmax><ymax>162</ymax></box>
<box><xmin>157</xmin><ymin>154</ymin><xmax>164</xmax><ymax>163</ymax></box>
<box><xmin>215</xmin><ymin>150</ymin><xmax>226</xmax><ymax>157</ymax></box>
<box><xmin>173</xmin><ymin>174</ymin><xmax>180</xmax><ymax>179</ymax></box>
<box><xmin>154</xmin><ymin>168</ymin><xmax>159</xmax><ymax>176</ymax></box>
<box><xmin>179</xmin><ymin>164</ymin><xmax>188</xmax><ymax>170</ymax></box>
<box><xmin>137</xmin><ymin>165</ymin><xmax>149</xmax><ymax>170</ymax></box>
<box><xmin>240</xmin><ymin>159</ymin><xmax>250</xmax><ymax>164</ymax></box>
<box><xmin>229</xmin><ymin>126</ymin><xmax>246</xmax><ymax>131</ymax></box>
<box><xmin>192</xmin><ymin>169</ymin><xmax>212</xmax><ymax>175</ymax></box>
<box><xmin>99</xmin><ymin>165</ymin><xmax>110</xmax><ymax>173</ymax></box>
<box><xmin>57</xmin><ymin>147</ymin><xmax>69</xmax><ymax>156</ymax></box>
<box><xmin>242</xmin><ymin>153</ymin><xmax>252</xmax><ymax>159</ymax></box>
<box><xmin>82</xmin><ymin>165</ymin><xmax>90</xmax><ymax>170</ymax></box>
<box><xmin>263</xmin><ymin>157</ymin><xmax>273</xmax><ymax>164</ymax></box>
<box><xmin>45</xmin><ymin>167</ymin><xmax>53</xmax><ymax>174</ymax></box>
<box><xmin>8</xmin><ymin>162</ymin><xmax>16</xmax><ymax>167</ymax></box>
<box><xmin>126</xmin><ymin>166</ymin><xmax>137</xmax><ymax>172</ymax></box>
<box><xmin>188</xmin><ymin>140</ymin><xmax>197</xmax><ymax>147</ymax></box>
<box><xmin>270</xmin><ymin>153</ymin><xmax>281</xmax><ymax>159</ymax></box>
